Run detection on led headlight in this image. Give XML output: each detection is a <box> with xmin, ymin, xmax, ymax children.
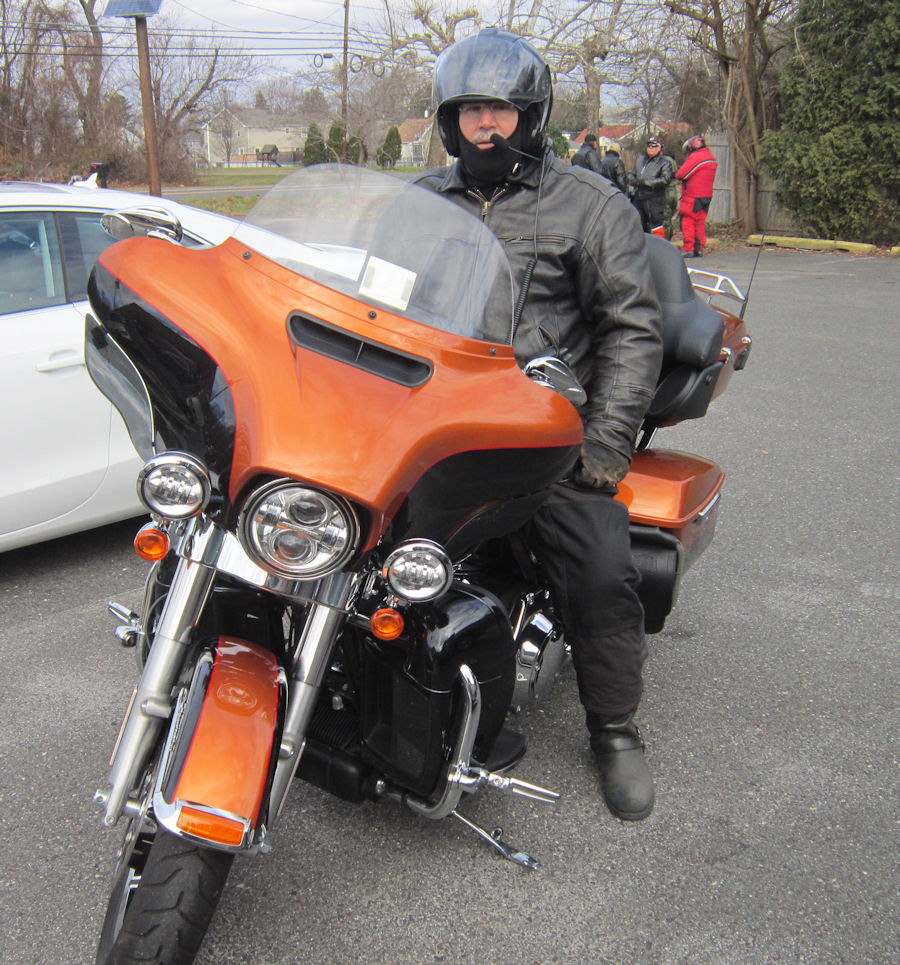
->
<box><xmin>382</xmin><ymin>540</ymin><xmax>453</xmax><ymax>602</ymax></box>
<box><xmin>137</xmin><ymin>452</ymin><xmax>211</xmax><ymax>519</ymax></box>
<box><xmin>239</xmin><ymin>481</ymin><xmax>357</xmax><ymax>579</ymax></box>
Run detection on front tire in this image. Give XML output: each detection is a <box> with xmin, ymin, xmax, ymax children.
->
<box><xmin>97</xmin><ymin>825</ymin><xmax>233</xmax><ymax>965</ymax></box>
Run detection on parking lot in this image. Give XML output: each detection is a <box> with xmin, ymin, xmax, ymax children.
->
<box><xmin>0</xmin><ymin>246</ymin><xmax>896</xmax><ymax>964</ymax></box>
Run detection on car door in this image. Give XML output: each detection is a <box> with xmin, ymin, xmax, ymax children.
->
<box><xmin>0</xmin><ymin>208</ymin><xmax>115</xmax><ymax>534</ymax></box>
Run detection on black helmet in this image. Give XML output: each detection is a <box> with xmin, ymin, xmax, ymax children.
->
<box><xmin>433</xmin><ymin>27</ymin><xmax>552</xmax><ymax>157</ymax></box>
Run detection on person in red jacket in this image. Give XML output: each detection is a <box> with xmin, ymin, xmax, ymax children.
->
<box><xmin>675</xmin><ymin>135</ymin><xmax>717</xmax><ymax>257</ymax></box>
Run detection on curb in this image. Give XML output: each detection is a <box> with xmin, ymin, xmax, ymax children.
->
<box><xmin>747</xmin><ymin>234</ymin><xmax>878</xmax><ymax>255</ymax></box>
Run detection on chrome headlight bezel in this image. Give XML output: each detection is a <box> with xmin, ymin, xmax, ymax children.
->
<box><xmin>137</xmin><ymin>452</ymin><xmax>212</xmax><ymax>520</ymax></box>
<box><xmin>238</xmin><ymin>480</ymin><xmax>358</xmax><ymax>580</ymax></box>
<box><xmin>382</xmin><ymin>539</ymin><xmax>453</xmax><ymax>602</ymax></box>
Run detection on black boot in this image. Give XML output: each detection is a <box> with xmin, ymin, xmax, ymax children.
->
<box><xmin>589</xmin><ymin>714</ymin><xmax>655</xmax><ymax>821</ymax></box>
<box><xmin>694</xmin><ymin>240</ymin><xmax>702</xmax><ymax>258</ymax></box>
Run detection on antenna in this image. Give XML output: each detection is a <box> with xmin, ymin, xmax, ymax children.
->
<box><xmin>739</xmin><ymin>193</ymin><xmax>775</xmax><ymax>320</ymax></box>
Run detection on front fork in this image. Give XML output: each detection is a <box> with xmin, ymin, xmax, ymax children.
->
<box><xmin>96</xmin><ymin>521</ymin><xmax>358</xmax><ymax>831</ymax></box>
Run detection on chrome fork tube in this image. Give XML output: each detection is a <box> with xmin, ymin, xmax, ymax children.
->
<box><xmin>96</xmin><ymin>553</ymin><xmax>215</xmax><ymax>826</ymax></box>
<box><xmin>268</xmin><ymin>572</ymin><xmax>358</xmax><ymax>821</ymax></box>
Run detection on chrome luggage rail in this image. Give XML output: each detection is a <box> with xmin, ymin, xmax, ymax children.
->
<box><xmin>688</xmin><ymin>267</ymin><xmax>747</xmax><ymax>309</ymax></box>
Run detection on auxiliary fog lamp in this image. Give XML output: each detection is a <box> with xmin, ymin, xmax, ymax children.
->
<box><xmin>137</xmin><ymin>452</ymin><xmax>211</xmax><ymax>520</ymax></box>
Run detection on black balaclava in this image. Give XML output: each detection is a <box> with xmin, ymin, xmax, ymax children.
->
<box><xmin>457</xmin><ymin>109</ymin><xmax>525</xmax><ymax>192</ymax></box>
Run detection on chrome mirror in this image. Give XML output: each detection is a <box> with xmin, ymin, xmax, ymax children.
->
<box><xmin>523</xmin><ymin>355</ymin><xmax>587</xmax><ymax>407</ymax></box>
<box><xmin>101</xmin><ymin>206</ymin><xmax>183</xmax><ymax>243</ymax></box>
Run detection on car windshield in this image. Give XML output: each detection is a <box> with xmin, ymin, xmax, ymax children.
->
<box><xmin>231</xmin><ymin>165</ymin><xmax>513</xmax><ymax>343</ymax></box>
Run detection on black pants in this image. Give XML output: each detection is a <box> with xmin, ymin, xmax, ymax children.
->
<box><xmin>526</xmin><ymin>482</ymin><xmax>646</xmax><ymax>724</ymax></box>
<box><xmin>632</xmin><ymin>193</ymin><xmax>667</xmax><ymax>233</ymax></box>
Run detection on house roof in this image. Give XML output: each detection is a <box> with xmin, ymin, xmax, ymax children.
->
<box><xmin>397</xmin><ymin>117</ymin><xmax>433</xmax><ymax>144</ymax></box>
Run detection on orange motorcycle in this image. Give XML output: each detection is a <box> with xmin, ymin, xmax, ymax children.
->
<box><xmin>86</xmin><ymin>166</ymin><xmax>749</xmax><ymax>964</ymax></box>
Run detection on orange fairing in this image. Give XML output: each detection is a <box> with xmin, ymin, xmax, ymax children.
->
<box><xmin>170</xmin><ymin>637</ymin><xmax>280</xmax><ymax>834</ymax></box>
<box><xmin>96</xmin><ymin>237</ymin><xmax>583</xmax><ymax>546</ymax></box>
<box><xmin>617</xmin><ymin>449</ymin><xmax>724</xmax><ymax>527</ymax></box>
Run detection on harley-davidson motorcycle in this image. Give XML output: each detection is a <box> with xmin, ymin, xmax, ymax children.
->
<box><xmin>85</xmin><ymin>166</ymin><xmax>750</xmax><ymax>964</ymax></box>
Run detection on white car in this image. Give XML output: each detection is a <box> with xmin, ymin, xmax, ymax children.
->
<box><xmin>0</xmin><ymin>179</ymin><xmax>237</xmax><ymax>552</ymax></box>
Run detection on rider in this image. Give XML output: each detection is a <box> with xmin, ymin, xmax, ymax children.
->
<box><xmin>415</xmin><ymin>28</ymin><xmax>663</xmax><ymax>821</ymax></box>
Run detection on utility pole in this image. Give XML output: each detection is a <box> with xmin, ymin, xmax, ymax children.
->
<box><xmin>104</xmin><ymin>2</ymin><xmax>162</xmax><ymax>196</ymax></box>
<box><xmin>135</xmin><ymin>16</ymin><xmax>161</xmax><ymax>195</ymax></box>
<box><xmin>340</xmin><ymin>0</ymin><xmax>349</xmax><ymax>161</ymax></box>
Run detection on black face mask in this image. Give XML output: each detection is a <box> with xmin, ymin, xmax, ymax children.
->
<box><xmin>458</xmin><ymin>121</ymin><xmax>524</xmax><ymax>191</ymax></box>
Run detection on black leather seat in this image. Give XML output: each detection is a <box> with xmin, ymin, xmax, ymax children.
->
<box><xmin>642</xmin><ymin>234</ymin><xmax>724</xmax><ymax>433</ymax></box>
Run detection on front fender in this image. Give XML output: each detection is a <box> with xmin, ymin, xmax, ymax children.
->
<box><xmin>153</xmin><ymin>637</ymin><xmax>284</xmax><ymax>851</ymax></box>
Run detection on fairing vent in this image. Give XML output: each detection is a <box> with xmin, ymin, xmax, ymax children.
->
<box><xmin>288</xmin><ymin>313</ymin><xmax>433</xmax><ymax>388</ymax></box>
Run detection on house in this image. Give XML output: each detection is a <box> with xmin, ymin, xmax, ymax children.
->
<box><xmin>397</xmin><ymin>116</ymin><xmax>434</xmax><ymax>166</ymax></box>
<box><xmin>200</xmin><ymin>108</ymin><xmax>309</xmax><ymax>166</ymax></box>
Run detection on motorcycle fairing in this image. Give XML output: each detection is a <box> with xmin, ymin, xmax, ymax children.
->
<box><xmin>91</xmin><ymin>237</ymin><xmax>583</xmax><ymax>549</ymax></box>
<box><xmin>153</xmin><ymin>636</ymin><xmax>283</xmax><ymax>851</ymax></box>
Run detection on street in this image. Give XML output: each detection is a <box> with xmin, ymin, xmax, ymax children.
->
<box><xmin>0</xmin><ymin>247</ymin><xmax>896</xmax><ymax>964</ymax></box>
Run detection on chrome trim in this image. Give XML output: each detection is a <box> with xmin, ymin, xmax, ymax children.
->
<box><xmin>97</xmin><ymin>551</ymin><xmax>216</xmax><ymax>826</ymax></box>
<box><xmin>405</xmin><ymin>664</ymin><xmax>482</xmax><ymax>820</ymax></box>
<box><xmin>268</xmin><ymin>571</ymin><xmax>360</xmax><ymax>820</ymax></box>
<box><xmin>171</xmin><ymin>516</ymin><xmax>358</xmax><ymax>607</ymax></box>
<box><xmin>694</xmin><ymin>491</ymin><xmax>721</xmax><ymax>525</ymax></box>
<box><xmin>405</xmin><ymin>664</ymin><xmax>560</xmax><ymax>821</ymax></box>
<box><xmin>687</xmin><ymin>268</ymin><xmax>747</xmax><ymax>306</ymax></box>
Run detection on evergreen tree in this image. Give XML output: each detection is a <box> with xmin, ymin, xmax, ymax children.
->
<box><xmin>380</xmin><ymin>126</ymin><xmax>402</xmax><ymax>167</ymax></box>
<box><xmin>763</xmin><ymin>0</ymin><xmax>899</xmax><ymax>244</ymax></box>
<box><xmin>547</xmin><ymin>122</ymin><xmax>570</xmax><ymax>159</ymax></box>
<box><xmin>302</xmin><ymin>123</ymin><xmax>327</xmax><ymax>166</ymax></box>
<box><xmin>327</xmin><ymin>123</ymin><xmax>345</xmax><ymax>162</ymax></box>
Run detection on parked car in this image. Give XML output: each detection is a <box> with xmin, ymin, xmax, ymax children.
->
<box><xmin>0</xmin><ymin>180</ymin><xmax>237</xmax><ymax>552</ymax></box>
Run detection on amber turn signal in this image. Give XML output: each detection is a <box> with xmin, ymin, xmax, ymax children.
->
<box><xmin>370</xmin><ymin>607</ymin><xmax>404</xmax><ymax>641</ymax></box>
<box><xmin>176</xmin><ymin>804</ymin><xmax>248</xmax><ymax>848</ymax></box>
<box><xmin>134</xmin><ymin>524</ymin><xmax>170</xmax><ymax>561</ymax></box>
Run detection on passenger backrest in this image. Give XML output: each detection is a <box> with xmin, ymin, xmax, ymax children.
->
<box><xmin>642</xmin><ymin>235</ymin><xmax>725</xmax><ymax>430</ymax></box>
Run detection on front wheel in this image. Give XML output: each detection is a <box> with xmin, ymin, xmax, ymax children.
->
<box><xmin>96</xmin><ymin>823</ymin><xmax>233</xmax><ymax>965</ymax></box>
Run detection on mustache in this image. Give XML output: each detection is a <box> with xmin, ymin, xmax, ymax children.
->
<box><xmin>470</xmin><ymin>132</ymin><xmax>496</xmax><ymax>146</ymax></box>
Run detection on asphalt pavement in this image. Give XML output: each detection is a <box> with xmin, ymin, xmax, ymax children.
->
<box><xmin>0</xmin><ymin>247</ymin><xmax>896</xmax><ymax>964</ymax></box>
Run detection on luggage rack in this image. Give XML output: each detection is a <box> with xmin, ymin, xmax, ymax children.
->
<box><xmin>687</xmin><ymin>268</ymin><xmax>746</xmax><ymax>310</ymax></box>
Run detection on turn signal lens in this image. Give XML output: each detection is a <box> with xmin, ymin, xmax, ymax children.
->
<box><xmin>371</xmin><ymin>608</ymin><xmax>405</xmax><ymax>641</ymax></box>
<box><xmin>134</xmin><ymin>524</ymin><xmax>169</xmax><ymax>561</ymax></box>
<box><xmin>176</xmin><ymin>805</ymin><xmax>249</xmax><ymax>848</ymax></box>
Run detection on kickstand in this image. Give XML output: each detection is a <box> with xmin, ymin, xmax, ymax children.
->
<box><xmin>451</xmin><ymin>810</ymin><xmax>541</xmax><ymax>870</ymax></box>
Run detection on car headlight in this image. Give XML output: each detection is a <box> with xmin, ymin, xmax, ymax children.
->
<box><xmin>137</xmin><ymin>452</ymin><xmax>211</xmax><ymax>519</ymax></box>
<box><xmin>383</xmin><ymin>540</ymin><xmax>453</xmax><ymax>602</ymax></box>
<box><xmin>239</xmin><ymin>481</ymin><xmax>358</xmax><ymax>579</ymax></box>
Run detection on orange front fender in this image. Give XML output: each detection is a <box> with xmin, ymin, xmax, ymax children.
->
<box><xmin>153</xmin><ymin>637</ymin><xmax>283</xmax><ymax>851</ymax></box>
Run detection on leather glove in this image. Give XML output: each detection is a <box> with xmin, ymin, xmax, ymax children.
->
<box><xmin>574</xmin><ymin>440</ymin><xmax>630</xmax><ymax>491</ymax></box>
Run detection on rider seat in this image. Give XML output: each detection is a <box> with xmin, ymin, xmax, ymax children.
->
<box><xmin>641</xmin><ymin>234</ymin><xmax>724</xmax><ymax>438</ymax></box>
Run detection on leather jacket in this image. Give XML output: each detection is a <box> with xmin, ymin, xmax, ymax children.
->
<box><xmin>571</xmin><ymin>143</ymin><xmax>602</xmax><ymax>174</ymax></box>
<box><xmin>413</xmin><ymin>150</ymin><xmax>663</xmax><ymax>465</ymax></box>
<box><xmin>598</xmin><ymin>151</ymin><xmax>627</xmax><ymax>193</ymax></box>
<box><xmin>629</xmin><ymin>153</ymin><xmax>674</xmax><ymax>200</ymax></box>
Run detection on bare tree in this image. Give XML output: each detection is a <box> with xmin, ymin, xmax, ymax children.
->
<box><xmin>664</xmin><ymin>0</ymin><xmax>798</xmax><ymax>231</ymax></box>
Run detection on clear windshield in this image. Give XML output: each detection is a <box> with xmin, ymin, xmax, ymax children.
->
<box><xmin>231</xmin><ymin>165</ymin><xmax>513</xmax><ymax>343</ymax></box>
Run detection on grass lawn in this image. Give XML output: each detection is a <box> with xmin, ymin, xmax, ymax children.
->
<box><xmin>185</xmin><ymin>195</ymin><xmax>261</xmax><ymax>218</ymax></box>
<box><xmin>193</xmin><ymin>166</ymin><xmax>298</xmax><ymax>188</ymax></box>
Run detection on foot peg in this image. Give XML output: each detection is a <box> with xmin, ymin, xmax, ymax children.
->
<box><xmin>108</xmin><ymin>601</ymin><xmax>140</xmax><ymax>648</ymax></box>
<box><xmin>455</xmin><ymin>764</ymin><xmax>560</xmax><ymax>804</ymax></box>
<box><xmin>451</xmin><ymin>810</ymin><xmax>542</xmax><ymax>870</ymax></box>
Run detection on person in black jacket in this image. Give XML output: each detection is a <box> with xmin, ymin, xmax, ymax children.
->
<box><xmin>416</xmin><ymin>28</ymin><xmax>662</xmax><ymax>822</ymax></box>
<box><xmin>629</xmin><ymin>136</ymin><xmax>674</xmax><ymax>233</ymax></box>
<box><xmin>571</xmin><ymin>133</ymin><xmax>602</xmax><ymax>174</ymax></box>
<box><xmin>598</xmin><ymin>142</ymin><xmax>628</xmax><ymax>192</ymax></box>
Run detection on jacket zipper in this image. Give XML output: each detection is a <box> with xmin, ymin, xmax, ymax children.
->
<box><xmin>466</xmin><ymin>186</ymin><xmax>507</xmax><ymax>220</ymax></box>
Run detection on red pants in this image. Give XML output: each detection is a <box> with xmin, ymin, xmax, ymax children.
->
<box><xmin>679</xmin><ymin>196</ymin><xmax>710</xmax><ymax>252</ymax></box>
